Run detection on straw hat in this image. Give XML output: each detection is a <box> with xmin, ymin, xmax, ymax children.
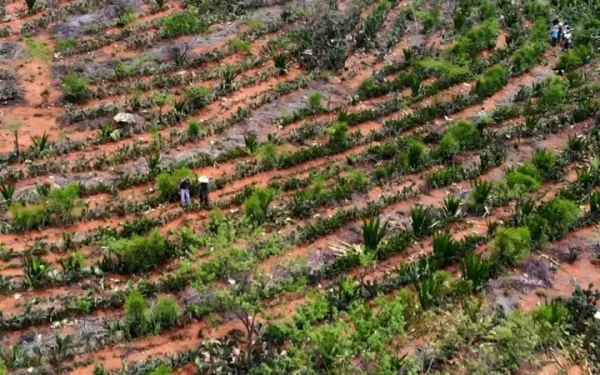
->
<box><xmin>198</xmin><ymin>176</ymin><xmax>209</xmax><ymax>183</ymax></box>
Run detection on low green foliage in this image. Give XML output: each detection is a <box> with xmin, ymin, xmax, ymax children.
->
<box><xmin>556</xmin><ymin>44</ymin><xmax>593</xmax><ymax>71</ymax></box>
<box><xmin>151</xmin><ymin>296</ymin><xmax>180</xmax><ymax>330</ymax></box>
<box><xmin>449</xmin><ymin>19</ymin><xmax>498</xmax><ymax>61</ymax></box>
<box><xmin>25</xmin><ymin>38</ymin><xmax>51</xmax><ymax>60</ymax></box>
<box><xmin>244</xmin><ymin>188</ymin><xmax>277</xmax><ymax>225</ymax></box>
<box><xmin>491</xmin><ymin>227</ymin><xmax>531</xmax><ymax>267</ymax></box>
<box><xmin>537</xmin><ymin>198</ymin><xmax>581</xmax><ymax>239</ymax></box>
<box><xmin>108</xmin><ymin>229</ymin><xmax>172</xmax><ymax>274</ymax></box>
<box><xmin>56</xmin><ymin>39</ymin><xmax>77</xmax><ymax>53</ymax></box>
<box><xmin>10</xmin><ymin>203</ymin><xmax>46</xmax><ymax>231</ymax></box>
<box><xmin>327</xmin><ymin>121</ymin><xmax>349</xmax><ymax>150</ymax></box>
<box><xmin>161</xmin><ymin>9</ymin><xmax>208</xmax><ymax>38</ymax></box>
<box><xmin>474</xmin><ymin>64</ymin><xmax>507</xmax><ymax>98</ymax></box>
<box><xmin>230</xmin><ymin>37</ymin><xmax>251</xmax><ymax>54</ymax></box>
<box><xmin>540</xmin><ymin>77</ymin><xmax>568</xmax><ymax>108</ymax></box>
<box><xmin>61</xmin><ymin>73</ymin><xmax>90</xmax><ymax>103</ymax></box>
<box><xmin>125</xmin><ymin>290</ymin><xmax>147</xmax><ymax>336</ymax></box>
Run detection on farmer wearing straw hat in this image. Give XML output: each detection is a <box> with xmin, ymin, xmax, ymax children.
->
<box><xmin>198</xmin><ymin>176</ymin><xmax>210</xmax><ymax>206</ymax></box>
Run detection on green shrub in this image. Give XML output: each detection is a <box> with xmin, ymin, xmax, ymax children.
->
<box><xmin>308</xmin><ymin>91</ymin><xmax>324</xmax><ymax>109</ymax></box>
<box><xmin>347</xmin><ymin>168</ymin><xmax>368</xmax><ymax>191</ymax></box>
<box><xmin>540</xmin><ymin>77</ymin><xmax>568</xmax><ymax>108</ymax></box>
<box><xmin>447</xmin><ymin>119</ymin><xmax>480</xmax><ymax>149</ymax></box>
<box><xmin>524</xmin><ymin>213</ymin><xmax>549</xmax><ymax>248</ymax></box>
<box><xmin>491</xmin><ymin>311</ymin><xmax>540</xmax><ymax>371</ymax></box>
<box><xmin>244</xmin><ymin>188</ymin><xmax>277</xmax><ymax>225</ymax></box>
<box><xmin>230</xmin><ymin>37</ymin><xmax>251</xmax><ymax>54</ymax></box>
<box><xmin>151</xmin><ymin>296</ymin><xmax>180</xmax><ymax>330</ymax></box>
<box><xmin>407</xmin><ymin>139</ymin><xmax>428</xmax><ymax>168</ymax></box>
<box><xmin>148</xmin><ymin>365</ymin><xmax>171</xmax><ymax>375</ymax></box>
<box><xmin>537</xmin><ymin>198</ymin><xmax>580</xmax><ymax>239</ymax></box>
<box><xmin>185</xmin><ymin>87</ymin><xmax>213</xmax><ymax>110</ymax></box>
<box><xmin>47</xmin><ymin>183</ymin><xmax>80</xmax><ymax>221</ymax></box>
<box><xmin>450</xmin><ymin>19</ymin><xmax>498</xmax><ymax>59</ymax></box>
<box><xmin>108</xmin><ymin>230</ymin><xmax>172</xmax><ymax>274</ymax></box>
<box><xmin>161</xmin><ymin>9</ymin><xmax>208</xmax><ymax>38</ymax></box>
<box><xmin>10</xmin><ymin>203</ymin><xmax>46</xmax><ymax>231</ymax></box>
<box><xmin>437</xmin><ymin>133</ymin><xmax>460</xmax><ymax>162</ymax></box>
<box><xmin>155</xmin><ymin>168</ymin><xmax>197</xmax><ymax>201</ymax></box>
<box><xmin>61</xmin><ymin>73</ymin><xmax>90</xmax><ymax>103</ymax></box>
<box><xmin>474</xmin><ymin>64</ymin><xmax>507</xmax><ymax>98</ymax></box>
<box><xmin>56</xmin><ymin>39</ymin><xmax>77</xmax><ymax>53</ymax></box>
<box><xmin>491</xmin><ymin>227</ymin><xmax>531</xmax><ymax>267</ymax></box>
<box><xmin>258</xmin><ymin>142</ymin><xmax>278</xmax><ymax>168</ymax></box>
<box><xmin>524</xmin><ymin>0</ymin><xmax>551</xmax><ymax>20</ymax></box>
<box><xmin>413</xmin><ymin>58</ymin><xmax>470</xmax><ymax>81</ymax></box>
<box><xmin>416</xmin><ymin>8</ymin><xmax>442</xmax><ymax>32</ymax></box>
<box><xmin>556</xmin><ymin>44</ymin><xmax>593</xmax><ymax>71</ymax></box>
<box><xmin>327</xmin><ymin>121</ymin><xmax>349</xmax><ymax>150</ymax></box>
<box><xmin>125</xmin><ymin>290</ymin><xmax>147</xmax><ymax>336</ymax></box>
<box><xmin>505</xmin><ymin>169</ymin><xmax>541</xmax><ymax>192</ymax></box>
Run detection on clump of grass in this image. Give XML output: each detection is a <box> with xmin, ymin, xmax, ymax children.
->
<box><xmin>56</xmin><ymin>39</ymin><xmax>77</xmax><ymax>54</ymax></box>
<box><xmin>230</xmin><ymin>37</ymin><xmax>251</xmax><ymax>54</ymax></box>
<box><xmin>161</xmin><ymin>9</ymin><xmax>208</xmax><ymax>38</ymax></box>
<box><xmin>61</xmin><ymin>73</ymin><xmax>90</xmax><ymax>103</ymax></box>
<box><xmin>25</xmin><ymin>38</ymin><xmax>52</xmax><ymax>61</ymax></box>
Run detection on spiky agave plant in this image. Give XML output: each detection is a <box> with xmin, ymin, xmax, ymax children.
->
<box><xmin>144</xmin><ymin>152</ymin><xmax>161</xmax><ymax>175</ymax></box>
<box><xmin>410</xmin><ymin>205</ymin><xmax>437</xmax><ymax>238</ymax></box>
<box><xmin>31</xmin><ymin>132</ymin><xmax>50</xmax><ymax>156</ymax></box>
<box><xmin>432</xmin><ymin>231</ymin><xmax>459</xmax><ymax>267</ymax></box>
<box><xmin>244</xmin><ymin>132</ymin><xmax>258</xmax><ymax>153</ymax></box>
<box><xmin>461</xmin><ymin>253</ymin><xmax>491</xmax><ymax>291</ymax></box>
<box><xmin>469</xmin><ymin>179</ymin><xmax>493</xmax><ymax>212</ymax></box>
<box><xmin>415</xmin><ymin>277</ymin><xmax>440</xmax><ymax>309</ymax></box>
<box><xmin>273</xmin><ymin>54</ymin><xmax>287</xmax><ymax>75</ymax></box>
<box><xmin>0</xmin><ymin>181</ymin><xmax>16</xmax><ymax>202</ymax></box>
<box><xmin>511</xmin><ymin>198</ymin><xmax>535</xmax><ymax>227</ymax></box>
<box><xmin>25</xmin><ymin>0</ymin><xmax>37</xmax><ymax>13</ymax></box>
<box><xmin>409</xmin><ymin>74</ymin><xmax>421</xmax><ymax>97</ymax></box>
<box><xmin>362</xmin><ymin>217</ymin><xmax>390</xmax><ymax>252</ymax></box>
<box><xmin>442</xmin><ymin>195</ymin><xmax>462</xmax><ymax>219</ymax></box>
<box><xmin>24</xmin><ymin>256</ymin><xmax>50</xmax><ymax>288</ymax></box>
<box><xmin>50</xmin><ymin>333</ymin><xmax>73</xmax><ymax>365</ymax></box>
<box><xmin>566</xmin><ymin>134</ymin><xmax>587</xmax><ymax>161</ymax></box>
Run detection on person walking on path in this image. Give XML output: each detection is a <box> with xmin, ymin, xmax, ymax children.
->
<box><xmin>180</xmin><ymin>178</ymin><xmax>191</xmax><ymax>207</ymax></box>
<box><xmin>198</xmin><ymin>176</ymin><xmax>210</xmax><ymax>206</ymax></box>
<box><xmin>551</xmin><ymin>24</ymin><xmax>559</xmax><ymax>46</ymax></box>
<box><xmin>563</xmin><ymin>28</ymin><xmax>572</xmax><ymax>51</ymax></box>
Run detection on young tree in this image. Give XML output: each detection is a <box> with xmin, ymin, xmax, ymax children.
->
<box><xmin>152</xmin><ymin>93</ymin><xmax>169</xmax><ymax>123</ymax></box>
<box><xmin>4</xmin><ymin>121</ymin><xmax>23</xmax><ymax>159</ymax></box>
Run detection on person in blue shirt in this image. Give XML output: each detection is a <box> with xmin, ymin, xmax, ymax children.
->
<box><xmin>551</xmin><ymin>25</ymin><xmax>559</xmax><ymax>46</ymax></box>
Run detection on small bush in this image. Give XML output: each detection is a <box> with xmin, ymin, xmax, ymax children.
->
<box><xmin>258</xmin><ymin>142</ymin><xmax>278</xmax><ymax>168</ymax></box>
<box><xmin>327</xmin><ymin>121</ymin><xmax>349</xmax><ymax>151</ymax></box>
<box><xmin>155</xmin><ymin>168</ymin><xmax>197</xmax><ymax>201</ymax></box>
<box><xmin>492</xmin><ymin>227</ymin><xmax>532</xmax><ymax>267</ymax></box>
<box><xmin>10</xmin><ymin>203</ymin><xmax>46</xmax><ymax>231</ymax></box>
<box><xmin>506</xmin><ymin>169</ymin><xmax>541</xmax><ymax>192</ymax></box>
<box><xmin>537</xmin><ymin>198</ymin><xmax>580</xmax><ymax>239</ymax></box>
<box><xmin>244</xmin><ymin>188</ymin><xmax>277</xmax><ymax>225</ymax></box>
<box><xmin>540</xmin><ymin>77</ymin><xmax>568</xmax><ymax>108</ymax></box>
<box><xmin>447</xmin><ymin>119</ymin><xmax>480</xmax><ymax>149</ymax></box>
<box><xmin>47</xmin><ymin>183</ymin><xmax>81</xmax><ymax>222</ymax></box>
<box><xmin>148</xmin><ymin>365</ymin><xmax>171</xmax><ymax>375</ymax></box>
<box><xmin>230</xmin><ymin>37</ymin><xmax>251</xmax><ymax>54</ymax></box>
<box><xmin>437</xmin><ymin>133</ymin><xmax>460</xmax><ymax>162</ymax></box>
<box><xmin>56</xmin><ymin>39</ymin><xmax>77</xmax><ymax>53</ymax></box>
<box><xmin>161</xmin><ymin>9</ymin><xmax>208</xmax><ymax>38</ymax></box>
<box><xmin>151</xmin><ymin>296</ymin><xmax>180</xmax><ymax>330</ymax></box>
<box><xmin>187</xmin><ymin>120</ymin><xmax>202</xmax><ymax>140</ymax></box>
<box><xmin>450</xmin><ymin>19</ymin><xmax>498</xmax><ymax>58</ymax></box>
<box><xmin>346</xmin><ymin>168</ymin><xmax>368</xmax><ymax>191</ymax></box>
<box><xmin>556</xmin><ymin>44</ymin><xmax>593</xmax><ymax>71</ymax></box>
<box><xmin>185</xmin><ymin>87</ymin><xmax>213</xmax><ymax>110</ymax></box>
<box><xmin>474</xmin><ymin>64</ymin><xmax>507</xmax><ymax>98</ymax></box>
<box><xmin>524</xmin><ymin>0</ymin><xmax>551</xmax><ymax>20</ymax></box>
<box><xmin>126</xmin><ymin>290</ymin><xmax>147</xmax><ymax>336</ymax></box>
<box><xmin>61</xmin><ymin>73</ymin><xmax>90</xmax><ymax>103</ymax></box>
<box><xmin>109</xmin><ymin>230</ymin><xmax>172</xmax><ymax>274</ymax></box>
<box><xmin>308</xmin><ymin>91</ymin><xmax>324</xmax><ymax>109</ymax></box>
<box><xmin>407</xmin><ymin>139</ymin><xmax>428</xmax><ymax>168</ymax></box>
<box><xmin>416</xmin><ymin>8</ymin><xmax>442</xmax><ymax>32</ymax></box>
<box><xmin>413</xmin><ymin>58</ymin><xmax>470</xmax><ymax>82</ymax></box>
